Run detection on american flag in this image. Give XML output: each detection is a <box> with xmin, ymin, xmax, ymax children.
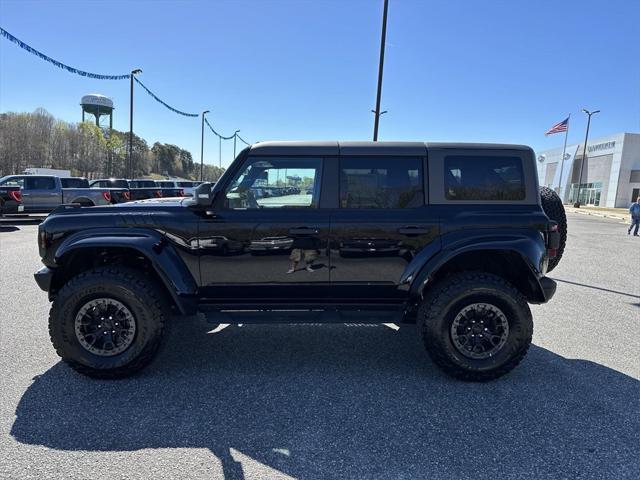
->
<box><xmin>545</xmin><ymin>117</ymin><xmax>569</xmax><ymax>136</ymax></box>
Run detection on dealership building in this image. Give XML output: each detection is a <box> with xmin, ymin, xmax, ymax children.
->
<box><xmin>536</xmin><ymin>132</ymin><xmax>640</xmax><ymax>208</ymax></box>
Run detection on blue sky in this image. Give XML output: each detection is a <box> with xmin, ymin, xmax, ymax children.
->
<box><xmin>1</xmin><ymin>0</ymin><xmax>638</xmax><ymax>168</ymax></box>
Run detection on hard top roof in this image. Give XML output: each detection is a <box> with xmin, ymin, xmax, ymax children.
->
<box><xmin>248</xmin><ymin>141</ymin><xmax>531</xmax><ymax>156</ymax></box>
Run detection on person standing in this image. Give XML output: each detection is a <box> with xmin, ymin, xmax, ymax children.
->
<box><xmin>628</xmin><ymin>196</ymin><xmax>640</xmax><ymax>236</ymax></box>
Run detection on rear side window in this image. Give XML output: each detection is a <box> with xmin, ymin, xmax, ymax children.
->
<box><xmin>25</xmin><ymin>177</ymin><xmax>56</xmax><ymax>190</ymax></box>
<box><xmin>177</xmin><ymin>181</ymin><xmax>193</xmax><ymax>187</ymax></box>
<box><xmin>444</xmin><ymin>156</ymin><xmax>525</xmax><ymax>201</ymax></box>
<box><xmin>340</xmin><ymin>157</ymin><xmax>423</xmax><ymax>208</ymax></box>
<box><xmin>61</xmin><ymin>178</ymin><xmax>89</xmax><ymax>188</ymax></box>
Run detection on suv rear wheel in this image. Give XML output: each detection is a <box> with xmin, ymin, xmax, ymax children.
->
<box><xmin>49</xmin><ymin>267</ymin><xmax>166</xmax><ymax>378</ymax></box>
<box><xmin>418</xmin><ymin>272</ymin><xmax>533</xmax><ymax>381</ymax></box>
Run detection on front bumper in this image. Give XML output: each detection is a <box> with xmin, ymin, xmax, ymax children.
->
<box><xmin>539</xmin><ymin>276</ymin><xmax>557</xmax><ymax>302</ymax></box>
<box><xmin>34</xmin><ymin>266</ymin><xmax>54</xmax><ymax>292</ymax></box>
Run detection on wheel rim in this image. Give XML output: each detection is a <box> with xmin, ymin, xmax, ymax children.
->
<box><xmin>450</xmin><ymin>303</ymin><xmax>509</xmax><ymax>359</ymax></box>
<box><xmin>74</xmin><ymin>298</ymin><xmax>136</xmax><ymax>356</ymax></box>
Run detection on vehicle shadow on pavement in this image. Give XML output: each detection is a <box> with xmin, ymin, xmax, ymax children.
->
<box><xmin>11</xmin><ymin>322</ymin><xmax>640</xmax><ymax>479</ymax></box>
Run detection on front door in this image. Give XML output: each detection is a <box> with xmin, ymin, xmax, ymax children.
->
<box><xmin>329</xmin><ymin>155</ymin><xmax>439</xmax><ymax>301</ymax></box>
<box><xmin>199</xmin><ymin>155</ymin><xmax>330</xmax><ymax>302</ymax></box>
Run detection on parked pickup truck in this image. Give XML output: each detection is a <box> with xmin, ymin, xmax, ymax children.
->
<box><xmin>0</xmin><ymin>175</ymin><xmax>112</xmax><ymax>213</ymax></box>
<box><xmin>156</xmin><ymin>179</ymin><xmax>199</xmax><ymax>197</ymax></box>
<box><xmin>89</xmin><ymin>179</ymin><xmax>184</xmax><ymax>201</ymax></box>
<box><xmin>0</xmin><ymin>185</ymin><xmax>23</xmax><ymax>216</ymax></box>
<box><xmin>130</xmin><ymin>179</ymin><xmax>185</xmax><ymax>198</ymax></box>
<box><xmin>35</xmin><ymin>141</ymin><xmax>567</xmax><ymax>381</ymax></box>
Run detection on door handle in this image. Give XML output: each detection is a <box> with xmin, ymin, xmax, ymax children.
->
<box><xmin>289</xmin><ymin>227</ymin><xmax>319</xmax><ymax>235</ymax></box>
<box><xmin>398</xmin><ymin>226</ymin><xmax>429</xmax><ymax>235</ymax></box>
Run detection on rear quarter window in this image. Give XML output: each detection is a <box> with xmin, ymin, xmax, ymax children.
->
<box><xmin>444</xmin><ymin>156</ymin><xmax>525</xmax><ymax>201</ymax></box>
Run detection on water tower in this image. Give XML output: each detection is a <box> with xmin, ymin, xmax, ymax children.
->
<box><xmin>80</xmin><ymin>94</ymin><xmax>114</xmax><ymax>129</ymax></box>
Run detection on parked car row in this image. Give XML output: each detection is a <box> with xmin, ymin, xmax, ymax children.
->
<box><xmin>250</xmin><ymin>185</ymin><xmax>302</xmax><ymax>198</ymax></box>
<box><xmin>0</xmin><ymin>175</ymin><xmax>202</xmax><ymax>215</ymax></box>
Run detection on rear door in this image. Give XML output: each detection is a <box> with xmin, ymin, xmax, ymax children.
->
<box><xmin>329</xmin><ymin>153</ymin><xmax>439</xmax><ymax>302</ymax></box>
<box><xmin>24</xmin><ymin>176</ymin><xmax>60</xmax><ymax>212</ymax></box>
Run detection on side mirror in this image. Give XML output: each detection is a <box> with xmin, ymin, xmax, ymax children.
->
<box><xmin>192</xmin><ymin>182</ymin><xmax>215</xmax><ymax>207</ymax></box>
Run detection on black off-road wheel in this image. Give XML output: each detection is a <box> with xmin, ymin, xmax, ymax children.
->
<box><xmin>49</xmin><ymin>267</ymin><xmax>167</xmax><ymax>379</ymax></box>
<box><xmin>539</xmin><ymin>186</ymin><xmax>567</xmax><ymax>272</ymax></box>
<box><xmin>418</xmin><ymin>272</ymin><xmax>533</xmax><ymax>381</ymax></box>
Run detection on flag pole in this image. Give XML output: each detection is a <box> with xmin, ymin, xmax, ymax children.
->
<box><xmin>556</xmin><ymin>115</ymin><xmax>570</xmax><ymax>202</ymax></box>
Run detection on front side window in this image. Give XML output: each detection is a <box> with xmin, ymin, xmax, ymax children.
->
<box><xmin>340</xmin><ymin>157</ymin><xmax>423</xmax><ymax>208</ymax></box>
<box><xmin>25</xmin><ymin>177</ymin><xmax>56</xmax><ymax>190</ymax></box>
<box><xmin>224</xmin><ymin>157</ymin><xmax>322</xmax><ymax>209</ymax></box>
<box><xmin>445</xmin><ymin>156</ymin><xmax>525</xmax><ymax>201</ymax></box>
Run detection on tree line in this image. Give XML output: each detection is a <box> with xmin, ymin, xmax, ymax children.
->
<box><xmin>0</xmin><ymin>108</ymin><xmax>226</xmax><ymax>181</ymax></box>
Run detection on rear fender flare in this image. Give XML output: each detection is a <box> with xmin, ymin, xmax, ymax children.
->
<box><xmin>410</xmin><ymin>234</ymin><xmax>546</xmax><ymax>303</ymax></box>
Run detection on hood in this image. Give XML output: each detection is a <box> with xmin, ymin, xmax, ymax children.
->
<box><xmin>113</xmin><ymin>197</ymin><xmax>190</xmax><ymax>208</ymax></box>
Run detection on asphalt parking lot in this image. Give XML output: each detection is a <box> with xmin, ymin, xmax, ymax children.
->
<box><xmin>0</xmin><ymin>213</ymin><xmax>638</xmax><ymax>480</ymax></box>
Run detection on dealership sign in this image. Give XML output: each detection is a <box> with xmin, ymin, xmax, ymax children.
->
<box><xmin>588</xmin><ymin>141</ymin><xmax>616</xmax><ymax>153</ymax></box>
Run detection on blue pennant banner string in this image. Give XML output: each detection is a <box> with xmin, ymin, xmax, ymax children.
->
<box><xmin>0</xmin><ymin>27</ymin><xmax>130</xmax><ymax>80</ymax></box>
<box><xmin>133</xmin><ymin>77</ymin><xmax>199</xmax><ymax>117</ymax></box>
<box><xmin>236</xmin><ymin>134</ymin><xmax>251</xmax><ymax>146</ymax></box>
<box><xmin>204</xmin><ymin>118</ymin><xmax>237</xmax><ymax>140</ymax></box>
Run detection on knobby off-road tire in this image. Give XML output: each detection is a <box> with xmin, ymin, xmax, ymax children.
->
<box><xmin>49</xmin><ymin>267</ymin><xmax>167</xmax><ymax>379</ymax></box>
<box><xmin>539</xmin><ymin>186</ymin><xmax>567</xmax><ymax>272</ymax></box>
<box><xmin>418</xmin><ymin>272</ymin><xmax>533</xmax><ymax>381</ymax></box>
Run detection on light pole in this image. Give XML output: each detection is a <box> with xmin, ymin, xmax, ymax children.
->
<box><xmin>574</xmin><ymin>108</ymin><xmax>600</xmax><ymax>208</ymax></box>
<box><xmin>233</xmin><ymin>130</ymin><xmax>240</xmax><ymax>161</ymax></box>
<box><xmin>372</xmin><ymin>0</ymin><xmax>389</xmax><ymax>141</ymax></box>
<box><xmin>128</xmin><ymin>68</ymin><xmax>142</xmax><ymax>179</ymax></box>
<box><xmin>200</xmin><ymin>110</ymin><xmax>210</xmax><ymax>181</ymax></box>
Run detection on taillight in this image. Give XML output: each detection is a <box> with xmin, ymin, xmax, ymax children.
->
<box><xmin>154</xmin><ymin>190</ymin><xmax>163</xmax><ymax>198</ymax></box>
<box><xmin>178</xmin><ymin>189</ymin><xmax>184</xmax><ymax>197</ymax></box>
<box><xmin>9</xmin><ymin>190</ymin><xmax>22</xmax><ymax>202</ymax></box>
<box><xmin>102</xmin><ymin>191</ymin><xmax>112</xmax><ymax>203</ymax></box>
<box><xmin>123</xmin><ymin>191</ymin><xmax>131</xmax><ymax>201</ymax></box>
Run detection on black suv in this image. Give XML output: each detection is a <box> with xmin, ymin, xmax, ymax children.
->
<box><xmin>34</xmin><ymin>142</ymin><xmax>566</xmax><ymax>381</ymax></box>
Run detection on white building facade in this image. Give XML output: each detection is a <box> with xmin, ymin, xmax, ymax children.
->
<box><xmin>537</xmin><ymin>132</ymin><xmax>640</xmax><ymax>208</ymax></box>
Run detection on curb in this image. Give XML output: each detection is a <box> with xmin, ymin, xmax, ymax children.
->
<box><xmin>565</xmin><ymin>208</ymin><xmax>629</xmax><ymax>223</ymax></box>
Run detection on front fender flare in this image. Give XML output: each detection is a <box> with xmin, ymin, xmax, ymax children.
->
<box><xmin>53</xmin><ymin>228</ymin><xmax>198</xmax><ymax>314</ymax></box>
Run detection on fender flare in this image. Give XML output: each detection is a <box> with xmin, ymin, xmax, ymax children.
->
<box><xmin>53</xmin><ymin>228</ymin><xmax>198</xmax><ymax>314</ymax></box>
<box><xmin>409</xmin><ymin>233</ymin><xmax>547</xmax><ymax>303</ymax></box>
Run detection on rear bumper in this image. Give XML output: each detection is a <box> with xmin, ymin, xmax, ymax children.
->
<box><xmin>34</xmin><ymin>266</ymin><xmax>54</xmax><ymax>292</ymax></box>
<box><xmin>1</xmin><ymin>201</ymin><xmax>23</xmax><ymax>215</ymax></box>
<box><xmin>539</xmin><ymin>276</ymin><xmax>557</xmax><ymax>302</ymax></box>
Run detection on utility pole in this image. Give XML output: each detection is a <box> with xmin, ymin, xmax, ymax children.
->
<box><xmin>574</xmin><ymin>108</ymin><xmax>600</xmax><ymax>208</ymax></box>
<box><xmin>233</xmin><ymin>130</ymin><xmax>240</xmax><ymax>161</ymax></box>
<box><xmin>200</xmin><ymin>110</ymin><xmax>209</xmax><ymax>182</ymax></box>
<box><xmin>128</xmin><ymin>68</ymin><xmax>142</xmax><ymax>179</ymax></box>
<box><xmin>372</xmin><ymin>0</ymin><xmax>389</xmax><ymax>141</ymax></box>
<box><xmin>218</xmin><ymin>135</ymin><xmax>222</xmax><ymax>170</ymax></box>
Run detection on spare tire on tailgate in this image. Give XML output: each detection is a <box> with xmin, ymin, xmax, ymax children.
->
<box><xmin>539</xmin><ymin>186</ymin><xmax>567</xmax><ymax>272</ymax></box>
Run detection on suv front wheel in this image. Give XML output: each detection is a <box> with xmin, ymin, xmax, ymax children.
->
<box><xmin>418</xmin><ymin>271</ymin><xmax>533</xmax><ymax>381</ymax></box>
<box><xmin>49</xmin><ymin>267</ymin><xmax>167</xmax><ymax>378</ymax></box>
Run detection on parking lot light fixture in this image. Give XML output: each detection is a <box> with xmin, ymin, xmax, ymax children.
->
<box><xmin>574</xmin><ymin>108</ymin><xmax>600</xmax><ymax>208</ymax></box>
<box><xmin>200</xmin><ymin>110</ymin><xmax>210</xmax><ymax>182</ymax></box>
<box><xmin>128</xmin><ymin>68</ymin><xmax>142</xmax><ymax>179</ymax></box>
<box><xmin>233</xmin><ymin>130</ymin><xmax>241</xmax><ymax>161</ymax></box>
